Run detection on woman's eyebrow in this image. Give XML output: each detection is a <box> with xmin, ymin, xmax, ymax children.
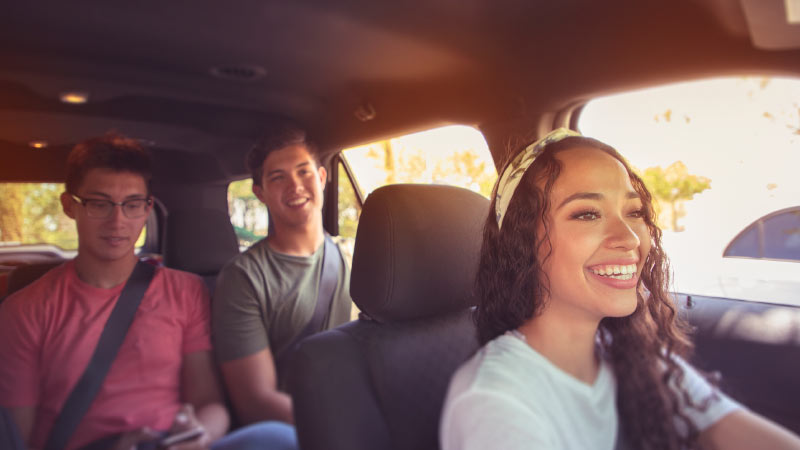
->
<box><xmin>557</xmin><ymin>192</ymin><xmax>601</xmax><ymax>210</ymax></box>
<box><xmin>556</xmin><ymin>191</ymin><xmax>639</xmax><ymax>210</ymax></box>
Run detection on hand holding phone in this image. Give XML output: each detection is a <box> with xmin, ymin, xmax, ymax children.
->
<box><xmin>158</xmin><ymin>427</ymin><xmax>204</xmax><ymax>448</ymax></box>
<box><xmin>159</xmin><ymin>404</ymin><xmax>208</xmax><ymax>449</ymax></box>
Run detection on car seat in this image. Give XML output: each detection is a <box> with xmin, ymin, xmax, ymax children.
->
<box><xmin>288</xmin><ymin>184</ymin><xmax>488</xmax><ymax>450</ymax></box>
<box><xmin>164</xmin><ymin>208</ymin><xmax>240</xmax><ymax>293</ymax></box>
<box><xmin>0</xmin><ymin>261</ymin><xmax>64</xmax><ymax>305</ymax></box>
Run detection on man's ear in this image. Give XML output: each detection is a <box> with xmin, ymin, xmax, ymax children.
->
<box><xmin>60</xmin><ymin>192</ymin><xmax>76</xmax><ymax>219</ymax></box>
<box><xmin>252</xmin><ymin>181</ymin><xmax>267</xmax><ymax>204</ymax></box>
<box><xmin>317</xmin><ymin>165</ymin><xmax>327</xmax><ymax>187</ymax></box>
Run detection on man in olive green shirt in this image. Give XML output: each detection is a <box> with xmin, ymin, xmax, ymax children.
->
<box><xmin>212</xmin><ymin>124</ymin><xmax>352</xmax><ymax>428</ymax></box>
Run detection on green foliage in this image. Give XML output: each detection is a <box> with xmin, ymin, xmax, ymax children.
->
<box><xmin>0</xmin><ymin>183</ymin><xmax>78</xmax><ymax>249</ymax></box>
<box><xmin>337</xmin><ymin>164</ymin><xmax>360</xmax><ymax>239</ymax></box>
<box><xmin>639</xmin><ymin>162</ymin><xmax>711</xmax><ymax>231</ymax></box>
<box><xmin>228</xmin><ymin>178</ymin><xmax>267</xmax><ymax>247</ymax></box>
<box><xmin>232</xmin><ymin>225</ymin><xmax>262</xmax><ymax>245</ymax></box>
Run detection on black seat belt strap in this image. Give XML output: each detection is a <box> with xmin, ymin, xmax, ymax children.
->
<box><xmin>275</xmin><ymin>235</ymin><xmax>341</xmax><ymax>370</ymax></box>
<box><xmin>44</xmin><ymin>261</ymin><xmax>156</xmax><ymax>450</ymax></box>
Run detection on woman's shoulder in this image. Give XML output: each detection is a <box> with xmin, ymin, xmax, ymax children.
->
<box><xmin>449</xmin><ymin>332</ymin><xmax>544</xmax><ymax>399</ymax></box>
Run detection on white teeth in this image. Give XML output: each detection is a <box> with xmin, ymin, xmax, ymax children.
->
<box><xmin>287</xmin><ymin>198</ymin><xmax>306</xmax><ymax>206</ymax></box>
<box><xmin>607</xmin><ymin>273</ymin><xmax>634</xmax><ymax>280</ymax></box>
<box><xmin>590</xmin><ymin>263</ymin><xmax>637</xmax><ymax>277</ymax></box>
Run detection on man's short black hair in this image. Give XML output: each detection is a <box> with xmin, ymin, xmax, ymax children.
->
<box><xmin>65</xmin><ymin>132</ymin><xmax>153</xmax><ymax>194</ymax></box>
<box><xmin>246</xmin><ymin>122</ymin><xmax>321</xmax><ymax>184</ymax></box>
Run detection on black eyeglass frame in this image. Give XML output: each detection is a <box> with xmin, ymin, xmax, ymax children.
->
<box><xmin>69</xmin><ymin>193</ymin><xmax>154</xmax><ymax>219</ymax></box>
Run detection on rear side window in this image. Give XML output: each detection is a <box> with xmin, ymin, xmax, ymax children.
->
<box><xmin>0</xmin><ymin>183</ymin><xmax>77</xmax><ymax>249</ymax></box>
<box><xmin>0</xmin><ymin>182</ymin><xmax>147</xmax><ymax>255</ymax></box>
<box><xmin>341</xmin><ymin>125</ymin><xmax>496</xmax><ymax>200</ymax></box>
<box><xmin>227</xmin><ymin>125</ymin><xmax>496</xmax><ymax>250</ymax></box>
<box><xmin>228</xmin><ymin>179</ymin><xmax>267</xmax><ymax>248</ymax></box>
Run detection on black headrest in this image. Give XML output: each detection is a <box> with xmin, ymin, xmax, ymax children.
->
<box><xmin>164</xmin><ymin>208</ymin><xmax>240</xmax><ymax>275</ymax></box>
<box><xmin>351</xmin><ymin>184</ymin><xmax>489</xmax><ymax>323</ymax></box>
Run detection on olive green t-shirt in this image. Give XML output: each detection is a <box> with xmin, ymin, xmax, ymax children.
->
<box><xmin>212</xmin><ymin>236</ymin><xmax>352</xmax><ymax>380</ymax></box>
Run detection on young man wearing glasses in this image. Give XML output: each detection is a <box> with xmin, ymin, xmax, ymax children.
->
<box><xmin>0</xmin><ymin>134</ymin><xmax>290</xmax><ymax>449</ymax></box>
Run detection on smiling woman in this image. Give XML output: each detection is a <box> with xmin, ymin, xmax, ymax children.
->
<box><xmin>440</xmin><ymin>129</ymin><xmax>800</xmax><ymax>450</ymax></box>
<box><xmin>579</xmin><ymin>76</ymin><xmax>800</xmax><ymax>306</ymax></box>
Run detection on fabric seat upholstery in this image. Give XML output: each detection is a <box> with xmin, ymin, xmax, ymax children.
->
<box><xmin>0</xmin><ymin>261</ymin><xmax>64</xmax><ymax>305</ymax></box>
<box><xmin>164</xmin><ymin>208</ymin><xmax>240</xmax><ymax>293</ymax></box>
<box><xmin>288</xmin><ymin>184</ymin><xmax>488</xmax><ymax>450</ymax></box>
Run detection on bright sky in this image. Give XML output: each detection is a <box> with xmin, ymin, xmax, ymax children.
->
<box><xmin>339</xmin><ymin>77</ymin><xmax>800</xmax><ymax>303</ymax></box>
<box><xmin>579</xmin><ymin>76</ymin><xmax>800</xmax><ymax>251</ymax></box>
<box><xmin>343</xmin><ymin>76</ymin><xmax>800</xmax><ymax>256</ymax></box>
<box><xmin>343</xmin><ymin>124</ymin><xmax>494</xmax><ymax>197</ymax></box>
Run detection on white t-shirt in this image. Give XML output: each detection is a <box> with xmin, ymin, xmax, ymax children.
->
<box><xmin>440</xmin><ymin>331</ymin><xmax>742</xmax><ymax>450</ymax></box>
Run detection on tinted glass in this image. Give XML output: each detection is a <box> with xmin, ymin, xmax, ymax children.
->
<box><xmin>725</xmin><ymin>223</ymin><xmax>761</xmax><ymax>258</ymax></box>
<box><xmin>762</xmin><ymin>209</ymin><xmax>800</xmax><ymax>261</ymax></box>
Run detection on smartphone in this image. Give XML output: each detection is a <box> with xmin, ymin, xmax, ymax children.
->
<box><xmin>158</xmin><ymin>427</ymin><xmax>204</xmax><ymax>448</ymax></box>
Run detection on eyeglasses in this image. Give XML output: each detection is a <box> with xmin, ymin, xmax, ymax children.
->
<box><xmin>70</xmin><ymin>194</ymin><xmax>153</xmax><ymax>219</ymax></box>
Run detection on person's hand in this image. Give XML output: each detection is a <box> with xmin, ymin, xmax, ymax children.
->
<box><xmin>110</xmin><ymin>427</ymin><xmax>161</xmax><ymax>450</ymax></box>
<box><xmin>163</xmin><ymin>403</ymin><xmax>211</xmax><ymax>450</ymax></box>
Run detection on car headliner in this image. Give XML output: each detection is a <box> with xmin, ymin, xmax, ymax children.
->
<box><xmin>1</xmin><ymin>0</ymin><xmax>799</xmax><ymax>184</ymax></box>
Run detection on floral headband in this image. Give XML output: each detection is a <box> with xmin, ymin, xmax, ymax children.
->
<box><xmin>494</xmin><ymin>128</ymin><xmax>581</xmax><ymax>229</ymax></box>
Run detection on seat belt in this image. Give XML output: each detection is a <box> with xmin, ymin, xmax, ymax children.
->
<box><xmin>44</xmin><ymin>261</ymin><xmax>157</xmax><ymax>450</ymax></box>
<box><xmin>275</xmin><ymin>235</ymin><xmax>341</xmax><ymax>372</ymax></box>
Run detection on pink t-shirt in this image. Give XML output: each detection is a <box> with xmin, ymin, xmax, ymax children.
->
<box><xmin>0</xmin><ymin>261</ymin><xmax>212</xmax><ymax>449</ymax></box>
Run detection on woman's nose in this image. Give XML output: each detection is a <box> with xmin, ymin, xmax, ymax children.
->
<box><xmin>606</xmin><ymin>215</ymin><xmax>641</xmax><ymax>250</ymax></box>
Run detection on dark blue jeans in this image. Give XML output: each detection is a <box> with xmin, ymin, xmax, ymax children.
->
<box><xmin>212</xmin><ymin>422</ymin><xmax>298</xmax><ymax>450</ymax></box>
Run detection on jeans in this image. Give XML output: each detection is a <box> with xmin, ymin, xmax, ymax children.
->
<box><xmin>211</xmin><ymin>422</ymin><xmax>298</xmax><ymax>450</ymax></box>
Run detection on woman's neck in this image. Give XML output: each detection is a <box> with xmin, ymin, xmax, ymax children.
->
<box><xmin>518</xmin><ymin>307</ymin><xmax>601</xmax><ymax>384</ymax></box>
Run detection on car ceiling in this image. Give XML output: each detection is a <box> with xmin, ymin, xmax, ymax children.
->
<box><xmin>1</xmin><ymin>0</ymin><xmax>799</xmax><ymax>184</ymax></box>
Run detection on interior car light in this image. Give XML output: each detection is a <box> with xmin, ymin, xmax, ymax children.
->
<box><xmin>28</xmin><ymin>140</ymin><xmax>49</xmax><ymax>149</ymax></box>
<box><xmin>59</xmin><ymin>91</ymin><xmax>89</xmax><ymax>104</ymax></box>
<box><xmin>787</xmin><ymin>0</ymin><xmax>800</xmax><ymax>24</ymax></box>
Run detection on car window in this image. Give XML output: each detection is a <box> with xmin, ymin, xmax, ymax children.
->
<box><xmin>0</xmin><ymin>183</ymin><xmax>78</xmax><ymax>250</ymax></box>
<box><xmin>725</xmin><ymin>222</ymin><xmax>761</xmax><ymax>258</ymax></box>
<box><xmin>228</xmin><ymin>178</ymin><xmax>267</xmax><ymax>249</ymax></box>
<box><xmin>337</xmin><ymin>160</ymin><xmax>360</xmax><ymax>241</ymax></box>
<box><xmin>228</xmin><ymin>126</ymin><xmax>495</xmax><ymax>249</ymax></box>
<box><xmin>0</xmin><ymin>182</ymin><xmax>147</xmax><ymax>256</ymax></box>
<box><xmin>579</xmin><ymin>76</ymin><xmax>800</xmax><ymax>306</ymax></box>
<box><xmin>341</xmin><ymin>125</ymin><xmax>496</xmax><ymax>200</ymax></box>
<box><xmin>762</xmin><ymin>208</ymin><xmax>800</xmax><ymax>261</ymax></box>
<box><xmin>226</xmin><ymin>164</ymin><xmax>364</xmax><ymax>253</ymax></box>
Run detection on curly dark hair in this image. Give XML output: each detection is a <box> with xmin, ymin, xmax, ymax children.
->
<box><xmin>474</xmin><ymin>135</ymin><xmax>702</xmax><ymax>450</ymax></box>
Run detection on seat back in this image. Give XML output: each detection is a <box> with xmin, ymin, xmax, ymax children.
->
<box><xmin>289</xmin><ymin>184</ymin><xmax>488</xmax><ymax>450</ymax></box>
<box><xmin>0</xmin><ymin>261</ymin><xmax>64</xmax><ymax>305</ymax></box>
<box><xmin>163</xmin><ymin>208</ymin><xmax>240</xmax><ymax>293</ymax></box>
